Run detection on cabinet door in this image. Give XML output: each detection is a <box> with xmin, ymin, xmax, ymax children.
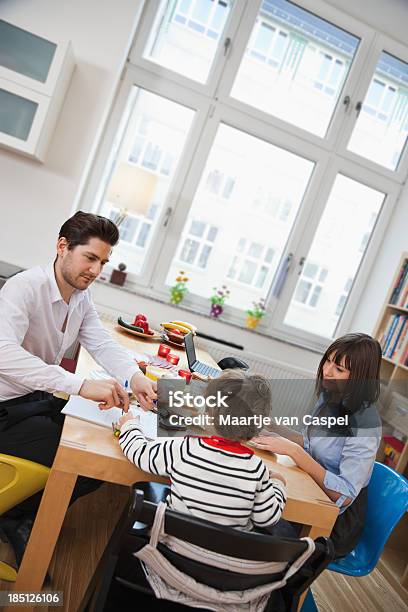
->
<box><xmin>0</xmin><ymin>19</ymin><xmax>69</xmax><ymax>96</ymax></box>
<box><xmin>0</xmin><ymin>78</ymin><xmax>50</xmax><ymax>157</ymax></box>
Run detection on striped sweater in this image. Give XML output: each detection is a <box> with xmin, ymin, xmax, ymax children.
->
<box><xmin>119</xmin><ymin>419</ymin><xmax>287</xmax><ymax>531</ymax></box>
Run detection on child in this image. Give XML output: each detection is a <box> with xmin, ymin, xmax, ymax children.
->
<box><xmin>117</xmin><ymin>369</ymin><xmax>287</xmax><ymax>532</ymax></box>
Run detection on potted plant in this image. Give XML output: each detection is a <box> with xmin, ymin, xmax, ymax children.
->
<box><xmin>170</xmin><ymin>271</ymin><xmax>189</xmax><ymax>305</ymax></box>
<box><xmin>209</xmin><ymin>285</ymin><xmax>230</xmax><ymax>318</ymax></box>
<box><xmin>246</xmin><ymin>298</ymin><xmax>266</xmax><ymax>329</ymax></box>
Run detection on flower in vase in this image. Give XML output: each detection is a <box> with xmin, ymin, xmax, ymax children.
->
<box><xmin>245</xmin><ymin>298</ymin><xmax>266</xmax><ymax>329</ymax></box>
<box><xmin>170</xmin><ymin>270</ymin><xmax>189</xmax><ymax>305</ymax></box>
<box><xmin>209</xmin><ymin>285</ymin><xmax>230</xmax><ymax>317</ymax></box>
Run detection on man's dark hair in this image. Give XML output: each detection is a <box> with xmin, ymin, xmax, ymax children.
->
<box><xmin>58</xmin><ymin>211</ymin><xmax>119</xmax><ymax>249</ymax></box>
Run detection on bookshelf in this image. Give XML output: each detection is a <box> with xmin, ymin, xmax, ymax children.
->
<box><xmin>373</xmin><ymin>252</ymin><xmax>408</xmax><ymax>474</ymax></box>
<box><xmin>373</xmin><ymin>253</ymin><xmax>408</xmax><ymax>596</ymax></box>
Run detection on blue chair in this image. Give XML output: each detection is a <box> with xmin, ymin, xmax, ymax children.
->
<box><xmin>300</xmin><ymin>589</ymin><xmax>318</xmax><ymax>611</ymax></box>
<box><xmin>329</xmin><ymin>462</ymin><xmax>408</xmax><ymax>576</ymax></box>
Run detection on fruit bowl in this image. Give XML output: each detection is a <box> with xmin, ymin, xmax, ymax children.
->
<box><xmin>162</xmin><ymin>329</ymin><xmax>186</xmax><ymax>345</ymax></box>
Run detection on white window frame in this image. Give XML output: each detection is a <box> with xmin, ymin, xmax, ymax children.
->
<box><xmin>78</xmin><ymin>0</ymin><xmax>407</xmax><ymax>352</ymax></box>
<box><xmin>336</xmin><ymin>33</ymin><xmax>408</xmax><ymax>182</ymax></box>
<box><xmin>215</xmin><ymin>0</ymin><xmax>377</xmax><ymax>152</ymax></box>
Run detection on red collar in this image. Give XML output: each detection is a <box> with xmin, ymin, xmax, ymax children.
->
<box><xmin>200</xmin><ymin>435</ymin><xmax>254</xmax><ymax>455</ymax></box>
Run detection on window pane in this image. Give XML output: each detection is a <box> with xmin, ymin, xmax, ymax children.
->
<box><xmin>304</xmin><ymin>262</ymin><xmax>318</xmax><ymax>278</ymax></box>
<box><xmin>190</xmin><ymin>220</ymin><xmax>206</xmax><ymax>237</ymax></box>
<box><xmin>198</xmin><ymin>244</ymin><xmax>212</xmax><ymax>268</ymax></box>
<box><xmin>144</xmin><ymin>0</ymin><xmax>233</xmax><ymax>83</ymax></box>
<box><xmin>207</xmin><ymin>226</ymin><xmax>218</xmax><ymax>241</ymax></box>
<box><xmin>294</xmin><ymin>280</ymin><xmax>312</xmax><ymax>304</ymax></box>
<box><xmin>238</xmin><ymin>260</ymin><xmax>257</xmax><ymax>284</ymax></box>
<box><xmin>309</xmin><ymin>285</ymin><xmax>322</xmax><ymax>307</ymax></box>
<box><xmin>284</xmin><ymin>175</ymin><xmax>385</xmax><ymax>337</ymax></box>
<box><xmin>96</xmin><ymin>88</ymin><xmax>194</xmax><ymax>275</ymax></box>
<box><xmin>166</xmin><ymin>124</ymin><xmax>314</xmax><ymax>310</ymax></box>
<box><xmin>249</xmin><ymin>242</ymin><xmax>263</xmax><ymax>258</ymax></box>
<box><xmin>347</xmin><ymin>52</ymin><xmax>408</xmax><ymax>170</ymax></box>
<box><xmin>180</xmin><ymin>238</ymin><xmax>199</xmax><ymax>264</ymax></box>
<box><xmin>231</xmin><ymin>0</ymin><xmax>359</xmax><ymax>137</ymax></box>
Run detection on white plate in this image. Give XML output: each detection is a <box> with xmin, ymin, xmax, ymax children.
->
<box><xmin>116</xmin><ymin>323</ymin><xmax>162</xmax><ymax>340</ymax></box>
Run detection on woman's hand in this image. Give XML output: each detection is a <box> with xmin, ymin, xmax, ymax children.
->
<box><xmin>251</xmin><ymin>435</ymin><xmax>297</xmax><ymax>457</ymax></box>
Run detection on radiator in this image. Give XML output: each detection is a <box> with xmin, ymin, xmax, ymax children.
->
<box><xmin>196</xmin><ymin>337</ymin><xmax>317</xmax><ymax>428</ymax></box>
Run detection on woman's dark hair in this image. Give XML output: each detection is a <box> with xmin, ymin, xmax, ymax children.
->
<box><xmin>58</xmin><ymin>211</ymin><xmax>119</xmax><ymax>249</ymax></box>
<box><xmin>205</xmin><ymin>369</ymin><xmax>272</xmax><ymax>441</ymax></box>
<box><xmin>315</xmin><ymin>333</ymin><xmax>382</xmax><ymax>413</ymax></box>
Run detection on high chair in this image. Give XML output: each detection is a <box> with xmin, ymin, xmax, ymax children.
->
<box><xmin>0</xmin><ymin>454</ymin><xmax>50</xmax><ymax>581</ymax></box>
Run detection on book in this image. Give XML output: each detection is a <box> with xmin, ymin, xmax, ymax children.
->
<box><xmin>391</xmin><ymin>261</ymin><xmax>408</xmax><ymax>304</ymax></box>
<box><xmin>383</xmin><ymin>314</ymin><xmax>400</xmax><ymax>354</ymax></box>
<box><xmin>387</xmin><ymin>316</ymin><xmax>407</xmax><ymax>359</ymax></box>
<box><xmin>61</xmin><ymin>395</ymin><xmax>157</xmax><ymax>439</ymax></box>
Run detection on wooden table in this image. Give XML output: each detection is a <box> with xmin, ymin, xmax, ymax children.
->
<box><xmin>9</xmin><ymin>322</ymin><xmax>338</xmax><ymax>607</ymax></box>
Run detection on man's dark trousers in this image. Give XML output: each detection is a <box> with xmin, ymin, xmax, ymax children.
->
<box><xmin>0</xmin><ymin>391</ymin><xmax>102</xmax><ymax>517</ymax></box>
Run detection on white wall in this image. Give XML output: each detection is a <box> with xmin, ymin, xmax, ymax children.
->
<box><xmin>0</xmin><ymin>0</ymin><xmax>406</xmax><ymax>372</ymax></box>
<box><xmin>0</xmin><ymin>0</ymin><xmax>143</xmax><ymax>267</ymax></box>
<box><xmin>350</xmin><ymin>182</ymin><xmax>408</xmax><ymax>334</ymax></box>
<box><xmin>325</xmin><ymin>0</ymin><xmax>408</xmax><ymax>44</ymax></box>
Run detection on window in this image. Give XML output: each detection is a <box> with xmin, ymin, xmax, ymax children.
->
<box><xmin>335</xmin><ymin>277</ymin><xmax>353</xmax><ymax>317</ymax></box>
<box><xmin>178</xmin><ymin>220</ymin><xmax>218</xmax><ymax>269</ymax></box>
<box><xmin>227</xmin><ymin>238</ymin><xmax>275</xmax><ymax>289</ymax></box>
<box><xmin>173</xmin><ymin>0</ymin><xmax>230</xmax><ymax>40</ymax></box>
<box><xmin>87</xmin><ymin>0</ymin><xmax>407</xmax><ymax>349</ymax></box>
<box><xmin>96</xmin><ymin>88</ymin><xmax>194</xmax><ymax>275</ymax></box>
<box><xmin>314</xmin><ymin>53</ymin><xmax>345</xmax><ymax>96</ymax></box>
<box><xmin>205</xmin><ymin>169</ymin><xmax>236</xmax><ymax>199</ymax></box>
<box><xmin>249</xmin><ymin>18</ymin><xmax>289</xmax><ymax>67</ymax></box>
<box><xmin>165</xmin><ymin>123</ymin><xmax>314</xmax><ymax>309</ymax></box>
<box><xmin>231</xmin><ymin>0</ymin><xmax>359</xmax><ymax>137</ymax></box>
<box><xmin>144</xmin><ymin>0</ymin><xmax>232</xmax><ymax>82</ymax></box>
<box><xmin>294</xmin><ymin>263</ymin><xmax>328</xmax><ymax>308</ymax></box>
<box><xmin>284</xmin><ymin>175</ymin><xmax>385</xmax><ymax>338</ymax></box>
<box><xmin>347</xmin><ymin>51</ymin><xmax>408</xmax><ymax>170</ymax></box>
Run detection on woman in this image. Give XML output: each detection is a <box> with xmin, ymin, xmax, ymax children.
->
<box><xmin>252</xmin><ymin>333</ymin><xmax>382</xmax><ymax>558</ymax></box>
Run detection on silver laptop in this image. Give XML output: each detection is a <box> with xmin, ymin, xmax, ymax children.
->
<box><xmin>184</xmin><ymin>333</ymin><xmax>221</xmax><ymax>378</ymax></box>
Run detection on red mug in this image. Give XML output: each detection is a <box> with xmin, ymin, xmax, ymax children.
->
<box><xmin>158</xmin><ymin>344</ymin><xmax>171</xmax><ymax>358</ymax></box>
<box><xmin>178</xmin><ymin>369</ymin><xmax>192</xmax><ymax>383</ymax></box>
<box><xmin>167</xmin><ymin>353</ymin><xmax>180</xmax><ymax>366</ymax></box>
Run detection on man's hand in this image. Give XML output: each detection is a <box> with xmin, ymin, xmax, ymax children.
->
<box><xmin>130</xmin><ymin>372</ymin><xmax>157</xmax><ymax>411</ymax></box>
<box><xmin>79</xmin><ymin>379</ymin><xmax>130</xmax><ymax>412</ymax></box>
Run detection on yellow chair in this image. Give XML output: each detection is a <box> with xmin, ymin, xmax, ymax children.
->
<box><xmin>0</xmin><ymin>454</ymin><xmax>50</xmax><ymax>581</ymax></box>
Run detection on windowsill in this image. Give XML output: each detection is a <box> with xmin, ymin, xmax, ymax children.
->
<box><xmin>95</xmin><ymin>277</ymin><xmax>324</xmax><ymax>355</ymax></box>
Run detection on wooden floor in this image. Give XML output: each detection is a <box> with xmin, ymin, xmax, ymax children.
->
<box><xmin>312</xmin><ymin>566</ymin><xmax>407</xmax><ymax>611</ymax></box>
<box><xmin>1</xmin><ymin>483</ymin><xmax>407</xmax><ymax>611</ymax></box>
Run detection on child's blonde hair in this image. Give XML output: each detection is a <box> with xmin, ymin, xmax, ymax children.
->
<box><xmin>204</xmin><ymin>368</ymin><xmax>271</xmax><ymax>441</ymax></box>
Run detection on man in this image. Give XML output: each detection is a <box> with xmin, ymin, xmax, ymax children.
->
<box><xmin>0</xmin><ymin>211</ymin><xmax>156</xmax><ymax>566</ymax></box>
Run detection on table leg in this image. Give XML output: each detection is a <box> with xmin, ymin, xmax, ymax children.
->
<box><xmin>7</xmin><ymin>469</ymin><xmax>77</xmax><ymax>607</ymax></box>
<box><xmin>297</xmin><ymin>524</ymin><xmax>332</xmax><ymax>610</ymax></box>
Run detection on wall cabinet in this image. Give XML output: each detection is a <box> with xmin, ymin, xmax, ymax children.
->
<box><xmin>0</xmin><ymin>19</ymin><xmax>75</xmax><ymax>161</ymax></box>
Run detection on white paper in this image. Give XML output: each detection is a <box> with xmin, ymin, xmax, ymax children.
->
<box><xmin>61</xmin><ymin>395</ymin><xmax>157</xmax><ymax>439</ymax></box>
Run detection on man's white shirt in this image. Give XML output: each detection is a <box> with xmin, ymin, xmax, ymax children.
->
<box><xmin>0</xmin><ymin>264</ymin><xmax>140</xmax><ymax>401</ymax></box>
